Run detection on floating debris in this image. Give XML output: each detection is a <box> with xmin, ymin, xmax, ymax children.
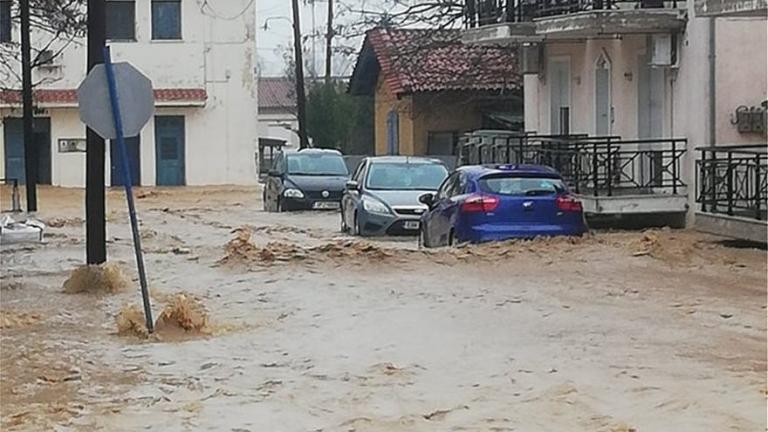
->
<box><xmin>45</xmin><ymin>217</ymin><xmax>85</xmax><ymax>228</ymax></box>
<box><xmin>219</xmin><ymin>228</ymin><xmax>402</xmax><ymax>267</ymax></box>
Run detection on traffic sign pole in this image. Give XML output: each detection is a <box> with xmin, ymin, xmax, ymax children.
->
<box><xmin>103</xmin><ymin>47</ymin><xmax>154</xmax><ymax>334</ymax></box>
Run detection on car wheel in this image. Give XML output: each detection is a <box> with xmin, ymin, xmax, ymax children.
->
<box><xmin>351</xmin><ymin>212</ymin><xmax>360</xmax><ymax>236</ymax></box>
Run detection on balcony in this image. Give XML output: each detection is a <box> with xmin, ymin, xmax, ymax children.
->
<box><xmin>459</xmin><ymin>132</ymin><xmax>689</xmax><ymax>217</ymax></box>
<box><xmin>694</xmin><ymin>0</ymin><xmax>768</xmax><ymax>17</ymax></box>
<box><xmin>695</xmin><ymin>145</ymin><xmax>767</xmax><ymax>243</ymax></box>
<box><xmin>463</xmin><ymin>0</ymin><xmax>687</xmax><ymax>44</ymax></box>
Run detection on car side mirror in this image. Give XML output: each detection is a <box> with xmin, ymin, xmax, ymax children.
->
<box><xmin>345</xmin><ymin>180</ymin><xmax>359</xmax><ymax>191</ymax></box>
<box><xmin>419</xmin><ymin>193</ymin><xmax>435</xmax><ymax>208</ymax></box>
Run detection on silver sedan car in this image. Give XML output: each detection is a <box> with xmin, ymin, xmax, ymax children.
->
<box><xmin>340</xmin><ymin>156</ymin><xmax>449</xmax><ymax>236</ymax></box>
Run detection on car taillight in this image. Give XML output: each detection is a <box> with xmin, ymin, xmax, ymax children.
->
<box><xmin>556</xmin><ymin>195</ymin><xmax>583</xmax><ymax>212</ymax></box>
<box><xmin>461</xmin><ymin>195</ymin><xmax>499</xmax><ymax>213</ymax></box>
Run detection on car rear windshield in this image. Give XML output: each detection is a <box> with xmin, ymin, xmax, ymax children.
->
<box><xmin>478</xmin><ymin>175</ymin><xmax>567</xmax><ymax>196</ymax></box>
<box><xmin>287</xmin><ymin>154</ymin><xmax>348</xmax><ymax>176</ymax></box>
<box><xmin>366</xmin><ymin>163</ymin><xmax>448</xmax><ymax>191</ymax></box>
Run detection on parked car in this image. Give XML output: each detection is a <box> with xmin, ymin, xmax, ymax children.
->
<box><xmin>263</xmin><ymin>148</ymin><xmax>349</xmax><ymax>212</ymax></box>
<box><xmin>418</xmin><ymin>164</ymin><xmax>587</xmax><ymax>247</ymax></box>
<box><xmin>341</xmin><ymin>156</ymin><xmax>449</xmax><ymax>236</ymax></box>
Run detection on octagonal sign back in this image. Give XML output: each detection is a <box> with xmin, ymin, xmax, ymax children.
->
<box><xmin>77</xmin><ymin>62</ymin><xmax>155</xmax><ymax>140</ymax></box>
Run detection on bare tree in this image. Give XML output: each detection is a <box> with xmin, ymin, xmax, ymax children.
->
<box><xmin>0</xmin><ymin>0</ymin><xmax>86</xmax><ymax>91</ymax></box>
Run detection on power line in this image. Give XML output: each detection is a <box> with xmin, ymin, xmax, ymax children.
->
<box><xmin>198</xmin><ymin>0</ymin><xmax>255</xmax><ymax>21</ymax></box>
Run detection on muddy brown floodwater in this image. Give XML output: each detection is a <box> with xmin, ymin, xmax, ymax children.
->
<box><xmin>1</xmin><ymin>186</ymin><xmax>766</xmax><ymax>431</ymax></box>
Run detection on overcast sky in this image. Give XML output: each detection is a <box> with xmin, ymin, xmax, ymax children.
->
<box><xmin>257</xmin><ymin>0</ymin><xmax>386</xmax><ymax>77</ymax></box>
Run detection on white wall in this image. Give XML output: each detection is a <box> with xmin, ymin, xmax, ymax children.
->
<box><xmin>0</xmin><ymin>0</ymin><xmax>259</xmax><ymax>186</ymax></box>
<box><xmin>525</xmin><ymin>1</ymin><xmax>767</xmax><ymax>224</ymax></box>
<box><xmin>258</xmin><ymin>112</ymin><xmax>300</xmax><ymax>149</ymax></box>
<box><xmin>713</xmin><ymin>17</ymin><xmax>768</xmax><ymax>145</ymax></box>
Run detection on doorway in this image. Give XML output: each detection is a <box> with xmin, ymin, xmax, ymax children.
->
<box><xmin>110</xmin><ymin>136</ymin><xmax>141</xmax><ymax>186</ymax></box>
<box><xmin>638</xmin><ymin>51</ymin><xmax>666</xmax><ymax>188</ymax></box>
<box><xmin>3</xmin><ymin>117</ymin><xmax>51</xmax><ymax>184</ymax></box>
<box><xmin>549</xmin><ymin>58</ymin><xmax>571</xmax><ymax>135</ymax></box>
<box><xmin>154</xmin><ymin>116</ymin><xmax>186</xmax><ymax>186</ymax></box>
<box><xmin>595</xmin><ymin>53</ymin><xmax>612</xmax><ymax>136</ymax></box>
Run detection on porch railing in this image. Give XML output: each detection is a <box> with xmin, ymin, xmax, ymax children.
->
<box><xmin>466</xmin><ymin>0</ymin><xmax>681</xmax><ymax>27</ymax></box>
<box><xmin>459</xmin><ymin>133</ymin><xmax>688</xmax><ymax>197</ymax></box>
<box><xmin>696</xmin><ymin>145</ymin><xmax>768</xmax><ymax>221</ymax></box>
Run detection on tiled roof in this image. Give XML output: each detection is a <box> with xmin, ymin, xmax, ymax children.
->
<box><xmin>258</xmin><ymin>77</ymin><xmax>296</xmax><ymax>110</ymax></box>
<box><xmin>351</xmin><ymin>27</ymin><xmax>521</xmax><ymax>96</ymax></box>
<box><xmin>0</xmin><ymin>88</ymin><xmax>208</xmax><ymax>106</ymax></box>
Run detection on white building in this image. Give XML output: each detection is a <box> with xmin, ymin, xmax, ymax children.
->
<box><xmin>463</xmin><ymin>0</ymin><xmax>767</xmax><ymax>241</ymax></box>
<box><xmin>0</xmin><ymin>0</ymin><xmax>258</xmax><ymax>187</ymax></box>
<box><xmin>257</xmin><ymin>77</ymin><xmax>299</xmax><ymax>150</ymax></box>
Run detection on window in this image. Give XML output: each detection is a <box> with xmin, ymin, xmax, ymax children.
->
<box><xmin>352</xmin><ymin>161</ymin><xmax>366</xmax><ymax>183</ymax></box>
<box><xmin>427</xmin><ymin>131</ymin><xmax>458</xmax><ymax>155</ymax></box>
<box><xmin>478</xmin><ymin>175</ymin><xmax>567</xmax><ymax>196</ymax></box>
<box><xmin>152</xmin><ymin>0</ymin><xmax>181</xmax><ymax>40</ymax></box>
<box><xmin>386</xmin><ymin>110</ymin><xmax>399</xmax><ymax>155</ymax></box>
<box><xmin>106</xmin><ymin>0</ymin><xmax>136</xmax><ymax>41</ymax></box>
<box><xmin>285</xmin><ymin>153</ymin><xmax>348</xmax><ymax>176</ymax></box>
<box><xmin>366</xmin><ymin>163</ymin><xmax>448</xmax><ymax>191</ymax></box>
<box><xmin>0</xmin><ymin>0</ymin><xmax>11</xmax><ymax>43</ymax></box>
<box><xmin>437</xmin><ymin>173</ymin><xmax>459</xmax><ymax>200</ymax></box>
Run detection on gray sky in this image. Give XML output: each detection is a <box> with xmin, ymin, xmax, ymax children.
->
<box><xmin>257</xmin><ymin>0</ymin><xmax>385</xmax><ymax>77</ymax></box>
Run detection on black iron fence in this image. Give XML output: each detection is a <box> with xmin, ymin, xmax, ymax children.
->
<box><xmin>696</xmin><ymin>145</ymin><xmax>767</xmax><ymax>221</ymax></box>
<box><xmin>459</xmin><ymin>133</ymin><xmax>687</xmax><ymax>197</ymax></box>
<box><xmin>466</xmin><ymin>0</ymin><xmax>680</xmax><ymax>26</ymax></box>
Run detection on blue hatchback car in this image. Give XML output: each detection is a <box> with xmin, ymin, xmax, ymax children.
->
<box><xmin>418</xmin><ymin>165</ymin><xmax>588</xmax><ymax>247</ymax></box>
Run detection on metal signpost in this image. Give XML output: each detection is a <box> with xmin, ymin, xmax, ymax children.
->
<box><xmin>77</xmin><ymin>47</ymin><xmax>156</xmax><ymax>333</ymax></box>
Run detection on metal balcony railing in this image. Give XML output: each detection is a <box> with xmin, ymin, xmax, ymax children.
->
<box><xmin>465</xmin><ymin>0</ymin><xmax>681</xmax><ymax>27</ymax></box>
<box><xmin>696</xmin><ymin>145</ymin><xmax>768</xmax><ymax>221</ymax></box>
<box><xmin>459</xmin><ymin>133</ymin><xmax>688</xmax><ymax>197</ymax></box>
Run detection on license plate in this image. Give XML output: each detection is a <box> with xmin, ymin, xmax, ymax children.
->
<box><xmin>403</xmin><ymin>221</ymin><xmax>420</xmax><ymax>230</ymax></box>
<box><xmin>313</xmin><ymin>201</ymin><xmax>340</xmax><ymax>210</ymax></box>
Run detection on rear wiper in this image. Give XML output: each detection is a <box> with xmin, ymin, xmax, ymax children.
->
<box><xmin>524</xmin><ymin>189</ymin><xmax>555</xmax><ymax>196</ymax></box>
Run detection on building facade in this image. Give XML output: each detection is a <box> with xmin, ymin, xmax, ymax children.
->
<box><xmin>464</xmin><ymin>0</ymin><xmax>767</xmax><ymax>241</ymax></box>
<box><xmin>349</xmin><ymin>28</ymin><xmax>523</xmax><ymax>157</ymax></box>
<box><xmin>258</xmin><ymin>77</ymin><xmax>299</xmax><ymax>150</ymax></box>
<box><xmin>0</xmin><ymin>0</ymin><xmax>258</xmax><ymax>187</ymax></box>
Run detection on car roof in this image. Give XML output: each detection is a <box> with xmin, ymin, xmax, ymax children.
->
<box><xmin>458</xmin><ymin>164</ymin><xmax>562</xmax><ymax>179</ymax></box>
<box><xmin>283</xmin><ymin>148</ymin><xmax>343</xmax><ymax>156</ymax></box>
<box><xmin>365</xmin><ymin>156</ymin><xmax>445</xmax><ymax>165</ymax></box>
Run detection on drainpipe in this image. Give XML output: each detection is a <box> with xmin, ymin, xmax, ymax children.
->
<box><xmin>708</xmin><ymin>18</ymin><xmax>716</xmax><ymax>146</ymax></box>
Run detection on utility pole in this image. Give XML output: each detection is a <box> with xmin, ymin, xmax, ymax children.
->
<box><xmin>324</xmin><ymin>0</ymin><xmax>333</xmax><ymax>84</ymax></box>
<box><xmin>19</xmin><ymin>0</ymin><xmax>36</xmax><ymax>212</ymax></box>
<box><xmin>86</xmin><ymin>0</ymin><xmax>107</xmax><ymax>264</ymax></box>
<box><xmin>291</xmin><ymin>0</ymin><xmax>309</xmax><ymax>149</ymax></box>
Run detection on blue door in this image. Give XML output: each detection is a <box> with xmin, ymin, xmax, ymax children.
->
<box><xmin>3</xmin><ymin>117</ymin><xmax>51</xmax><ymax>184</ymax></box>
<box><xmin>154</xmin><ymin>116</ymin><xmax>185</xmax><ymax>186</ymax></box>
<box><xmin>110</xmin><ymin>136</ymin><xmax>141</xmax><ymax>186</ymax></box>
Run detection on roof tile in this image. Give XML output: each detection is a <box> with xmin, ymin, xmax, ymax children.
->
<box><xmin>0</xmin><ymin>88</ymin><xmax>208</xmax><ymax>106</ymax></box>
<box><xmin>363</xmin><ymin>27</ymin><xmax>521</xmax><ymax>96</ymax></box>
